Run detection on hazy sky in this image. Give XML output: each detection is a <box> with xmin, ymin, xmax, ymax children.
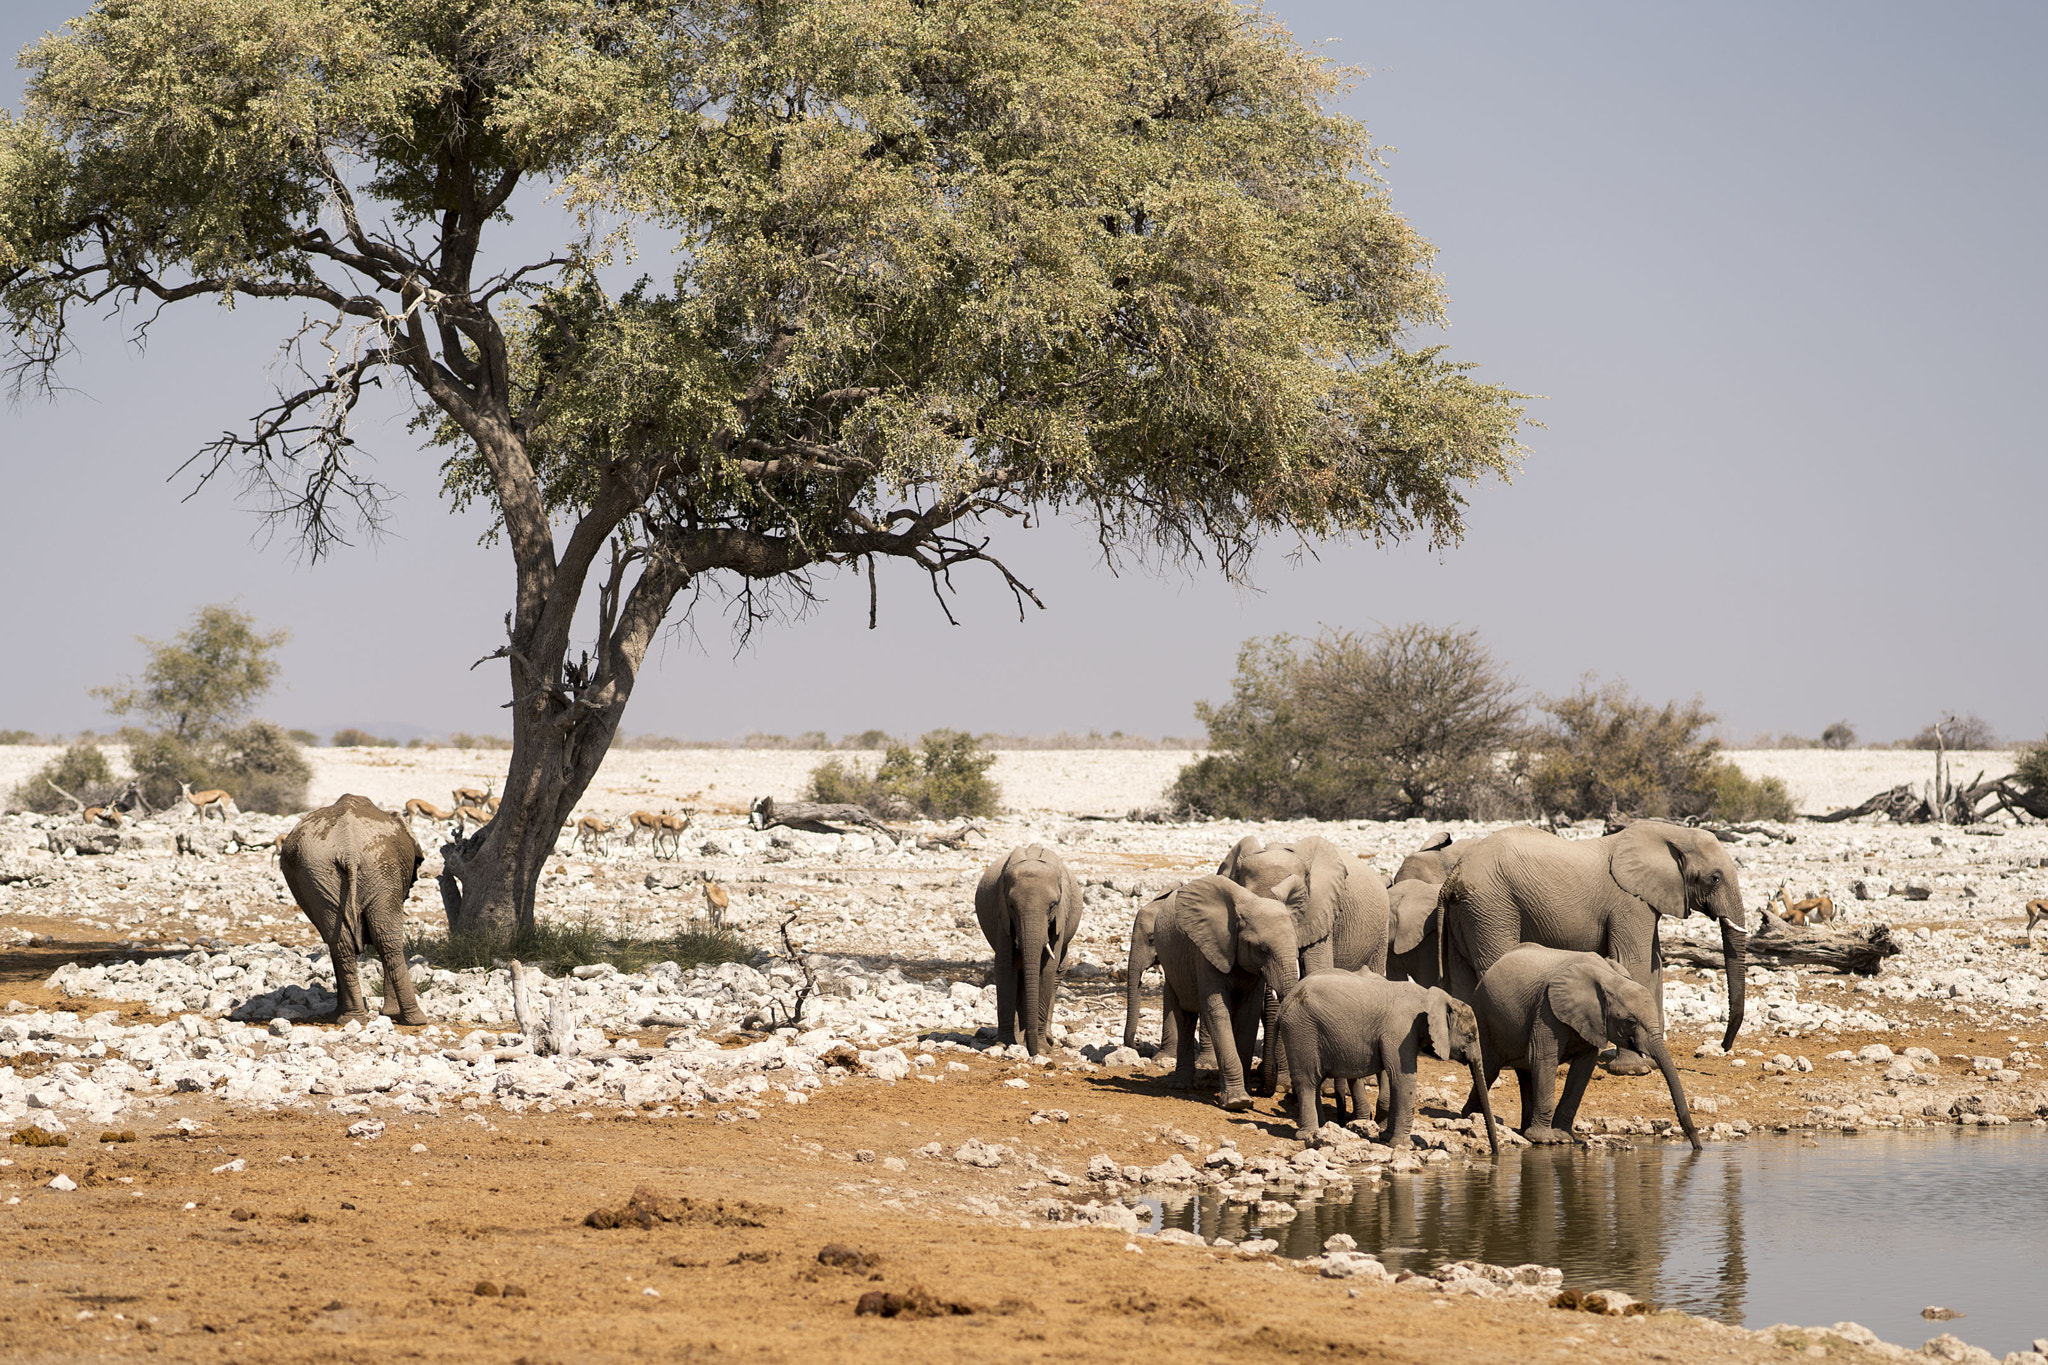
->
<box><xmin>3</xmin><ymin>3</ymin><xmax>2042</xmax><ymax>745</ymax></box>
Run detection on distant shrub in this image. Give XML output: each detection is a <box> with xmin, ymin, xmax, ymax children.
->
<box><xmin>128</xmin><ymin>722</ymin><xmax>310</xmax><ymax>814</ymax></box>
<box><xmin>407</xmin><ymin>917</ymin><xmax>750</xmax><ymax>976</ymax></box>
<box><xmin>2011</xmin><ymin>738</ymin><xmax>2048</xmax><ymax>793</ymax></box>
<box><xmin>807</xmin><ymin>729</ymin><xmax>999</xmax><ymax>819</ymax></box>
<box><xmin>6</xmin><ymin>743</ymin><xmax>117</xmax><ymax>814</ymax></box>
<box><xmin>218</xmin><ymin>722</ymin><xmax>313</xmax><ymax>814</ymax></box>
<box><xmin>1902</xmin><ymin>714</ymin><xmax>2000</xmax><ymax>750</ymax></box>
<box><xmin>0</xmin><ymin>730</ymin><xmax>41</xmax><ymax>746</ymax></box>
<box><xmin>1703</xmin><ymin>763</ymin><xmax>1797</xmax><ymax>822</ymax></box>
<box><xmin>839</xmin><ymin>729</ymin><xmax>895</xmax><ymax>751</ymax></box>
<box><xmin>1525</xmin><ymin>677</ymin><xmax>1722</xmax><ymax>821</ymax></box>
<box><xmin>1820</xmin><ymin>720</ymin><xmax>1857</xmax><ymax>751</ymax></box>
<box><xmin>286</xmin><ymin>728</ymin><xmax>321</xmax><ymax>747</ymax></box>
<box><xmin>1173</xmin><ymin>626</ymin><xmax>1524</xmax><ymax>820</ymax></box>
<box><xmin>330</xmin><ymin>728</ymin><xmax>398</xmax><ymax>748</ymax></box>
<box><xmin>447</xmin><ymin>733</ymin><xmax>513</xmax><ymax>750</ymax></box>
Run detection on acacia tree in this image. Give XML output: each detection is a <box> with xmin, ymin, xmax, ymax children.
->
<box><xmin>1</xmin><ymin>0</ymin><xmax>1529</xmax><ymax>934</ymax></box>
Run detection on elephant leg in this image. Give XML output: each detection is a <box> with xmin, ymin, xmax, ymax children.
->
<box><xmin>1552</xmin><ymin>1051</ymin><xmax>1601</xmax><ymax>1137</ymax></box>
<box><xmin>991</xmin><ymin>946</ymin><xmax>1020</xmax><ymax>1047</ymax></box>
<box><xmin>329</xmin><ymin>933</ymin><xmax>368</xmax><ymax>1023</ymax></box>
<box><xmin>1514</xmin><ymin>1066</ymin><xmax>1537</xmax><ymax>1132</ymax></box>
<box><xmin>373</xmin><ymin>926</ymin><xmax>429</xmax><ymax>1027</ymax></box>
<box><xmin>1381</xmin><ymin>1062</ymin><xmax>1418</xmax><ymax>1151</ymax></box>
<box><xmin>1287</xmin><ymin>1035</ymin><xmax>1321</xmax><ymax>1142</ymax></box>
<box><xmin>1033</xmin><ymin>955</ymin><xmax>1062</xmax><ymax>1056</ymax></box>
<box><xmin>1206</xmin><ymin>989</ymin><xmax>1253</xmax><ymax>1111</ymax></box>
<box><xmin>1164</xmin><ymin>980</ymin><xmax>1199</xmax><ymax>1091</ymax></box>
<box><xmin>1523</xmin><ymin>1033</ymin><xmax>1571</xmax><ymax>1143</ymax></box>
<box><xmin>1347</xmin><ymin>1077</ymin><xmax>1371</xmax><ymax>1129</ymax></box>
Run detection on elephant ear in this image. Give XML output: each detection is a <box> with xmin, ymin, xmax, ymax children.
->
<box><xmin>1423</xmin><ymin>987</ymin><xmax>1454</xmax><ymax>1060</ymax></box>
<box><xmin>1421</xmin><ymin>831</ymin><xmax>1454</xmax><ymax>853</ymax></box>
<box><xmin>1390</xmin><ymin>883</ymin><xmax>1439</xmax><ymax>955</ymax></box>
<box><xmin>1547</xmin><ymin>964</ymin><xmax>1609</xmax><ymax>1049</ymax></box>
<box><xmin>1176</xmin><ymin>878</ymin><xmax>1238</xmax><ymax>977</ymax></box>
<box><xmin>1609</xmin><ymin>822</ymin><xmax>1687</xmax><ymax>918</ymax></box>
<box><xmin>1217</xmin><ymin>836</ymin><xmax>1263</xmax><ymax>881</ymax></box>
<box><xmin>1286</xmin><ymin>837</ymin><xmax>1345</xmax><ymax>951</ymax></box>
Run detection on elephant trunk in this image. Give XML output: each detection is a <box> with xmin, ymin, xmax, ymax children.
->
<box><xmin>1467</xmin><ymin>1052</ymin><xmax>1499</xmax><ymax>1156</ymax></box>
<box><xmin>1257</xmin><ymin>957</ymin><xmax>1301</xmax><ymax>1098</ymax></box>
<box><xmin>1019</xmin><ymin>902</ymin><xmax>1049</xmax><ymax>1057</ymax></box>
<box><xmin>1644</xmin><ymin>1030</ymin><xmax>1701</xmax><ymax>1151</ymax></box>
<box><xmin>1123</xmin><ymin>928</ymin><xmax>1150</xmax><ymax>1049</ymax></box>
<box><xmin>1719</xmin><ymin>919</ymin><xmax>1747</xmax><ymax>1052</ymax></box>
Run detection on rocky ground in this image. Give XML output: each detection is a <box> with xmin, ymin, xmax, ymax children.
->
<box><xmin>1</xmin><ymin>748</ymin><xmax>2044</xmax><ymax>1364</ymax></box>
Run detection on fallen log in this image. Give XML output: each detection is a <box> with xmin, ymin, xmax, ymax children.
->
<box><xmin>749</xmin><ymin>796</ymin><xmax>900</xmax><ymax>844</ymax></box>
<box><xmin>1664</xmin><ymin>915</ymin><xmax>1901</xmax><ymax>976</ymax></box>
<box><xmin>1812</xmin><ymin>784</ymin><xmax>1927</xmax><ymax>824</ymax></box>
<box><xmin>917</xmin><ymin>822</ymin><xmax>985</xmax><ymax>851</ymax></box>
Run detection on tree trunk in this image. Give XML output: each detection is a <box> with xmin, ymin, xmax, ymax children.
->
<box><xmin>438</xmin><ymin>695</ymin><xmax>627</xmax><ymax>936</ymax></box>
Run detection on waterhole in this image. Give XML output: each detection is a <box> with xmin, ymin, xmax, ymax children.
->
<box><xmin>1142</xmin><ymin>1128</ymin><xmax>2047</xmax><ymax>1355</ymax></box>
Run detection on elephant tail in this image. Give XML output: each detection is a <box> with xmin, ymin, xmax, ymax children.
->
<box><xmin>337</xmin><ymin>856</ymin><xmax>367</xmax><ymax>958</ymax></box>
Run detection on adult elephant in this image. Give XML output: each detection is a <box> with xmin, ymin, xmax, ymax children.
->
<box><xmin>1438</xmin><ymin>821</ymin><xmax>1747</xmax><ymax>1075</ymax></box>
<box><xmin>1385</xmin><ymin>832</ymin><xmax>1468</xmax><ymax>990</ymax></box>
<box><xmin>974</xmin><ymin>844</ymin><xmax>1082</xmax><ymax>1057</ymax></box>
<box><xmin>1219</xmin><ymin>835</ymin><xmax>1388</xmax><ymax>1095</ymax></box>
<box><xmin>1154</xmin><ymin>874</ymin><xmax>1303</xmax><ymax>1109</ymax></box>
<box><xmin>279</xmin><ymin>794</ymin><xmax>430</xmax><ymax>1025</ymax></box>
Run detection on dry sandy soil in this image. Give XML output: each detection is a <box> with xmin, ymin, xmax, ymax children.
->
<box><xmin>1</xmin><ymin>747</ymin><xmax>2043</xmax><ymax>1365</ymax></box>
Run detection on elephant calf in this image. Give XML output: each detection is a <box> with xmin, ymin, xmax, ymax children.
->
<box><xmin>974</xmin><ymin>844</ymin><xmax>1082</xmax><ymax>1057</ymax></box>
<box><xmin>1275</xmin><ymin>971</ymin><xmax>1497</xmax><ymax>1154</ymax></box>
<box><xmin>1471</xmin><ymin>945</ymin><xmax>1700</xmax><ymax>1150</ymax></box>
<box><xmin>279</xmin><ymin>794</ymin><xmax>429</xmax><ymax>1026</ymax></box>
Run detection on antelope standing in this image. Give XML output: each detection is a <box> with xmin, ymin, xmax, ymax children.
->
<box><xmin>573</xmin><ymin>815</ymin><xmax>614</xmax><ymax>856</ymax></box>
<box><xmin>405</xmin><ymin>798</ymin><xmax>455</xmax><ymax>824</ymax></box>
<box><xmin>653</xmin><ymin>811</ymin><xmax>693</xmax><ymax>860</ymax></box>
<box><xmin>179</xmin><ymin>781</ymin><xmax>233</xmax><ymax>822</ymax></box>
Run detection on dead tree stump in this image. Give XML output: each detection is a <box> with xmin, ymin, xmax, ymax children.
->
<box><xmin>1665</xmin><ymin>915</ymin><xmax>1901</xmax><ymax>976</ymax></box>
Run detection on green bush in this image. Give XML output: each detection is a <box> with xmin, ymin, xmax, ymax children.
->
<box><xmin>1703</xmin><ymin>762</ymin><xmax>1797</xmax><ymax>822</ymax></box>
<box><xmin>1171</xmin><ymin>626</ymin><xmax>1525</xmax><ymax>820</ymax></box>
<box><xmin>405</xmin><ymin>917</ymin><xmax>751</xmax><ymax>977</ymax></box>
<box><xmin>6</xmin><ymin>742</ymin><xmax>117</xmax><ymax>814</ymax></box>
<box><xmin>806</xmin><ymin>729</ymin><xmax>1000</xmax><ymax>819</ymax></box>
<box><xmin>1525</xmin><ymin>677</ymin><xmax>1723</xmax><ymax>821</ymax></box>
<box><xmin>2011</xmin><ymin>738</ymin><xmax>2048</xmax><ymax>793</ymax></box>
<box><xmin>127</xmin><ymin>722</ymin><xmax>310</xmax><ymax>814</ymax></box>
<box><xmin>330</xmin><ymin>728</ymin><xmax>398</xmax><ymax>748</ymax></box>
<box><xmin>286</xmin><ymin>728</ymin><xmax>321</xmax><ymax>747</ymax></box>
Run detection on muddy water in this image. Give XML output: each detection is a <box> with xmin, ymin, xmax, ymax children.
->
<box><xmin>1144</xmin><ymin>1129</ymin><xmax>2048</xmax><ymax>1355</ymax></box>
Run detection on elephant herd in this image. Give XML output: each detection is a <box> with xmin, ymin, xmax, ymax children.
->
<box><xmin>981</xmin><ymin>820</ymin><xmax>1754</xmax><ymax>1154</ymax></box>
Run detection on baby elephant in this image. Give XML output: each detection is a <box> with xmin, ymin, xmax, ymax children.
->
<box><xmin>1471</xmin><ymin>945</ymin><xmax>1700</xmax><ymax>1150</ymax></box>
<box><xmin>1275</xmin><ymin>971</ymin><xmax>1498</xmax><ymax>1155</ymax></box>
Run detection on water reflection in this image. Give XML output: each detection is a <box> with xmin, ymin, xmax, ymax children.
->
<box><xmin>1146</xmin><ymin>1129</ymin><xmax>2048</xmax><ymax>1356</ymax></box>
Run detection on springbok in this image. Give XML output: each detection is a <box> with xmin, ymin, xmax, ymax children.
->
<box><xmin>704</xmin><ymin>879</ymin><xmax>730</xmax><ymax>928</ymax></box>
<box><xmin>179</xmin><ymin>781</ymin><xmax>233</xmax><ymax>822</ymax></box>
<box><xmin>573</xmin><ymin>815</ymin><xmax>615</xmax><ymax>856</ymax></box>
<box><xmin>627</xmin><ymin>810</ymin><xmax>663</xmax><ymax>847</ymax></box>
<box><xmin>405</xmin><ymin>798</ymin><xmax>454</xmax><ymax>824</ymax></box>
<box><xmin>454</xmin><ymin>804</ymin><xmax>494</xmax><ymax>834</ymax></box>
<box><xmin>2027</xmin><ymin>899</ymin><xmax>2048</xmax><ymax>935</ymax></box>
<box><xmin>452</xmin><ymin>784</ymin><xmax>490</xmax><ymax>812</ymax></box>
<box><xmin>653</xmin><ymin>811</ymin><xmax>693</xmax><ymax>859</ymax></box>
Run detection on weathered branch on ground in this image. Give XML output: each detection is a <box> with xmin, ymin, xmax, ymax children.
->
<box><xmin>42</xmin><ymin>779</ymin><xmax>85</xmax><ymax>813</ymax></box>
<box><xmin>1665</xmin><ymin>916</ymin><xmax>1901</xmax><ymax>976</ymax></box>
<box><xmin>917</xmin><ymin>822</ymin><xmax>986</xmax><ymax>851</ymax></box>
<box><xmin>749</xmin><ymin>796</ymin><xmax>900</xmax><ymax>844</ymax></box>
<box><xmin>1812</xmin><ymin>784</ymin><xmax>1929</xmax><ymax>824</ymax></box>
<box><xmin>1603</xmin><ymin>810</ymin><xmax>1795</xmax><ymax>843</ymax></box>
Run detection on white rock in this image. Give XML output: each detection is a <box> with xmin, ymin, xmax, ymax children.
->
<box><xmin>46</xmin><ymin>1174</ymin><xmax>77</xmax><ymax>1191</ymax></box>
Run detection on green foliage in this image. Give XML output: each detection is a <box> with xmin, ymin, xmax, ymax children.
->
<box><xmin>406</xmin><ymin>917</ymin><xmax>750</xmax><ymax>978</ymax></box>
<box><xmin>841</xmin><ymin>730</ymin><xmax>894</xmax><ymax>751</ymax></box>
<box><xmin>6</xmin><ymin>742</ymin><xmax>115</xmax><ymax>814</ymax></box>
<box><xmin>2011</xmin><ymin>738</ymin><xmax>2048</xmax><ymax>793</ymax></box>
<box><xmin>807</xmin><ymin>729</ymin><xmax>999</xmax><ymax>819</ymax></box>
<box><xmin>91</xmin><ymin>604</ymin><xmax>287</xmax><ymax>742</ymax></box>
<box><xmin>216</xmin><ymin>721</ymin><xmax>312</xmax><ymax>815</ymax></box>
<box><xmin>330</xmin><ymin>728</ymin><xmax>397</xmax><ymax>748</ymax></box>
<box><xmin>1702</xmin><ymin>763</ymin><xmax>1797</xmax><ymax>822</ymax></box>
<box><xmin>1526</xmin><ymin>678</ymin><xmax>1722</xmax><ymax>820</ymax></box>
<box><xmin>127</xmin><ymin>721</ymin><xmax>310</xmax><ymax>814</ymax></box>
<box><xmin>1172</xmin><ymin>627</ymin><xmax>1523</xmax><ymax>820</ymax></box>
